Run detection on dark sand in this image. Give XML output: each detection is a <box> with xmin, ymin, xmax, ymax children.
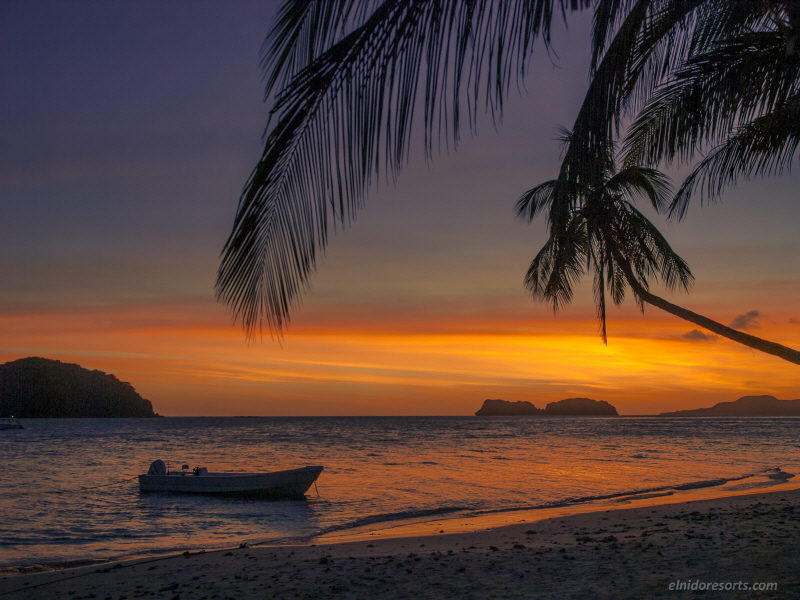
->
<box><xmin>2</xmin><ymin>485</ymin><xmax>799</xmax><ymax>599</ymax></box>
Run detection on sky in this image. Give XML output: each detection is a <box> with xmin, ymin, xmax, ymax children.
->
<box><xmin>2</xmin><ymin>1</ymin><xmax>799</xmax><ymax>416</ymax></box>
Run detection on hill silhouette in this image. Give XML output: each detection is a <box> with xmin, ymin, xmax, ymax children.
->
<box><xmin>544</xmin><ymin>397</ymin><xmax>618</xmax><ymax>415</ymax></box>
<box><xmin>659</xmin><ymin>395</ymin><xmax>800</xmax><ymax>416</ymax></box>
<box><xmin>475</xmin><ymin>398</ymin><xmax>618</xmax><ymax>416</ymax></box>
<box><xmin>475</xmin><ymin>399</ymin><xmax>541</xmax><ymax>416</ymax></box>
<box><xmin>0</xmin><ymin>357</ymin><xmax>158</xmax><ymax>418</ymax></box>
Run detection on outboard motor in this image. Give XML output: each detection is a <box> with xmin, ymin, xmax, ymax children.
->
<box><xmin>147</xmin><ymin>459</ymin><xmax>167</xmax><ymax>475</ymax></box>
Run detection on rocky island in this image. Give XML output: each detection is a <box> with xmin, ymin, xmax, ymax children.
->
<box><xmin>659</xmin><ymin>395</ymin><xmax>800</xmax><ymax>416</ymax></box>
<box><xmin>475</xmin><ymin>397</ymin><xmax>618</xmax><ymax>416</ymax></box>
<box><xmin>0</xmin><ymin>357</ymin><xmax>158</xmax><ymax>417</ymax></box>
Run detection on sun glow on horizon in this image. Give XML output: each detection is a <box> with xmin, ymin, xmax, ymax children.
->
<box><xmin>2</xmin><ymin>301</ymin><xmax>799</xmax><ymax>417</ymax></box>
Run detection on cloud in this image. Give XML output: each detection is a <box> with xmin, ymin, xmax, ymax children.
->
<box><xmin>790</xmin><ymin>318</ymin><xmax>799</xmax><ymax>325</ymax></box>
<box><xmin>729</xmin><ymin>310</ymin><xmax>762</xmax><ymax>330</ymax></box>
<box><xmin>682</xmin><ymin>329</ymin><xmax>717</xmax><ymax>342</ymax></box>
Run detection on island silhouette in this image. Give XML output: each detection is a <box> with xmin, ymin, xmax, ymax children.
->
<box><xmin>475</xmin><ymin>398</ymin><xmax>618</xmax><ymax>416</ymax></box>
<box><xmin>0</xmin><ymin>357</ymin><xmax>158</xmax><ymax>418</ymax></box>
<box><xmin>659</xmin><ymin>395</ymin><xmax>800</xmax><ymax>416</ymax></box>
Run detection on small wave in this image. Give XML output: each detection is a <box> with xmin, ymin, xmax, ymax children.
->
<box><xmin>437</xmin><ymin>471</ymin><xmax>773</xmax><ymax>520</ymax></box>
<box><xmin>724</xmin><ymin>481</ymin><xmax>781</xmax><ymax>492</ymax></box>
<box><xmin>612</xmin><ymin>491</ymin><xmax>675</xmax><ymax>502</ymax></box>
<box><xmin>669</xmin><ymin>469</ymin><xmax>767</xmax><ymax>491</ymax></box>
<box><xmin>317</xmin><ymin>506</ymin><xmax>473</xmax><ymax>537</ymax></box>
<box><xmin>673</xmin><ymin>478</ymin><xmax>728</xmax><ymax>491</ymax></box>
<box><xmin>419</xmin><ymin>461</ymin><xmax>438</xmax><ymax>465</ymax></box>
<box><xmin>530</xmin><ymin>487</ymin><xmax>675</xmax><ymax>509</ymax></box>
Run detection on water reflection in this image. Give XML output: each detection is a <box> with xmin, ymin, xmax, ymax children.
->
<box><xmin>1</xmin><ymin>416</ymin><xmax>798</xmax><ymax>567</ymax></box>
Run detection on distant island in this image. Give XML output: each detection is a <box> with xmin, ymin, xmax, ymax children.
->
<box><xmin>0</xmin><ymin>357</ymin><xmax>158</xmax><ymax>418</ymax></box>
<box><xmin>475</xmin><ymin>398</ymin><xmax>618</xmax><ymax>416</ymax></box>
<box><xmin>659</xmin><ymin>395</ymin><xmax>800</xmax><ymax>416</ymax></box>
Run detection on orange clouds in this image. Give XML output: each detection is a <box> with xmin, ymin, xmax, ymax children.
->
<box><xmin>1</xmin><ymin>299</ymin><xmax>799</xmax><ymax>416</ymax></box>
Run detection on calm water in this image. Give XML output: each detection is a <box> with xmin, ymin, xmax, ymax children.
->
<box><xmin>1</xmin><ymin>416</ymin><xmax>799</xmax><ymax>568</ymax></box>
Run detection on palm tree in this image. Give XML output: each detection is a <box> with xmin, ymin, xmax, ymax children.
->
<box><xmin>516</xmin><ymin>139</ymin><xmax>693</xmax><ymax>344</ymax></box>
<box><xmin>216</xmin><ymin>0</ymin><xmax>800</xmax><ymax>364</ymax></box>
<box><xmin>551</xmin><ymin>0</ymin><xmax>799</xmax><ymax>225</ymax></box>
<box><xmin>520</xmin><ymin>138</ymin><xmax>800</xmax><ymax>364</ymax></box>
<box><xmin>547</xmin><ymin>0</ymin><xmax>800</xmax><ymax>362</ymax></box>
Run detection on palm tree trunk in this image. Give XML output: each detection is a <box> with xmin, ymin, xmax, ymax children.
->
<box><xmin>617</xmin><ymin>261</ymin><xmax>800</xmax><ymax>366</ymax></box>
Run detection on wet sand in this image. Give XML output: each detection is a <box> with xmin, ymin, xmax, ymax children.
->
<box><xmin>2</xmin><ymin>484</ymin><xmax>799</xmax><ymax>600</ymax></box>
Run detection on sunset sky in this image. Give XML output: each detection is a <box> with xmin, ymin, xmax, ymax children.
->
<box><xmin>2</xmin><ymin>1</ymin><xmax>799</xmax><ymax>416</ymax></box>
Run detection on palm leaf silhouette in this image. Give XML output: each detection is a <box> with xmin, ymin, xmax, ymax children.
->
<box><xmin>217</xmin><ymin>0</ymin><xmax>589</xmax><ymax>336</ymax></box>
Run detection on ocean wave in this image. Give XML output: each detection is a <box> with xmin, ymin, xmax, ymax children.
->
<box><xmin>316</xmin><ymin>506</ymin><xmax>474</xmax><ymax>537</ymax></box>
<box><xmin>323</xmin><ymin>470</ymin><xmax>785</xmax><ymax>536</ymax></box>
<box><xmin>673</xmin><ymin>478</ymin><xmax>728</xmax><ymax>490</ymax></box>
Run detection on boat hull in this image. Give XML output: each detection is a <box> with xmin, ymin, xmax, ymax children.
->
<box><xmin>138</xmin><ymin>465</ymin><xmax>323</xmax><ymax>499</ymax></box>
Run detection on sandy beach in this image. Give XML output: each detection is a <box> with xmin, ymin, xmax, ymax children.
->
<box><xmin>2</xmin><ymin>484</ymin><xmax>798</xmax><ymax>600</ymax></box>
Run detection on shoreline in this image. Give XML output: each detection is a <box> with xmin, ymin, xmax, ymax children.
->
<box><xmin>313</xmin><ymin>474</ymin><xmax>800</xmax><ymax>544</ymax></box>
<box><xmin>2</xmin><ymin>472</ymin><xmax>794</xmax><ymax>575</ymax></box>
<box><xmin>3</xmin><ymin>483</ymin><xmax>799</xmax><ymax>599</ymax></box>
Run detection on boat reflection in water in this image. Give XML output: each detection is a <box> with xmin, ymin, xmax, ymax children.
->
<box><xmin>138</xmin><ymin>460</ymin><xmax>323</xmax><ymax>499</ymax></box>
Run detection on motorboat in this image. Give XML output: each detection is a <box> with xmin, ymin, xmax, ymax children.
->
<box><xmin>138</xmin><ymin>460</ymin><xmax>323</xmax><ymax>498</ymax></box>
<box><xmin>0</xmin><ymin>417</ymin><xmax>24</xmax><ymax>430</ymax></box>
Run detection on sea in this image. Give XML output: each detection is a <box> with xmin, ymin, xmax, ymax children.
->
<box><xmin>1</xmin><ymin>416</ymin><xmax>799</xmax><ymax>569</ymax></box>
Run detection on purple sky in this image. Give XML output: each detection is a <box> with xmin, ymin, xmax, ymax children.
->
<box><xmin>2</xmin><ymin>1</ymin><xmax>799</xmax><ymax>415</ymax></box>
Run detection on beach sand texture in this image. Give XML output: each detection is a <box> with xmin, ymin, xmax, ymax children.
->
<box><xmin>2</xmin><ymin>487</ymin><xmax>798</xmax><ymax>600</ymax></box>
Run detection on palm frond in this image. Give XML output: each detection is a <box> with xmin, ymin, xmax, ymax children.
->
<box><xmin>590</xmin><ymin>0</ymin><xmax>634</xmax><ymax>72</ymax></box>
<box><xmin>218</xmin><ymin>0</ymin><xmax>591</xmax><ymax>336</ymax></box>
<box><xmin>604</xmin><ymin>165</ymin><xmax>673</xmax><ymax>211</ymax></box>
<box><xmin>671</xmin><ymin>100</ymin><xmax>800</xmax><ymax>219</ymax></box>
<box><xmin>624</xmin><ymin>31</ymin><xmax>800</xmax><ymax>167</ymax></box>
<box><xmin>592</xmin><ymin>257</ymin><xmax>609</xmax><ymax>342</ymax></box>
<box><xmin>516</xmin><ymin>180</ymin><xmax>557</xmax><ymax>222</ymax></box>
<box><xmin>524</xmin><ymin>217</ymin><xmax>588</xmax><ymax>312</ymax></box>
<box><xmin>516</xmin><ymin>179</ymin><xmax>585</xmax><ymax>222</ymax></box>
<box><xmin>615</xmin><ymin>202</ymin><xmax>693</xmax><ymax>292</ymax></box>
<box><xmin>574</xmin><ymin>0</ymin><xmax>706</xmax><ymax>144</ymax></box>
<box><xmin>559</xmin><ymin>0</ymin><xmax>785</xmax><ymax>198</ymax></box>
<box><xmin>262</xmin><ymin>0</ymin><xmax>381</xmax><ymax>99</ymax></box>
<box><xmin>619</xmin><ymin>0</ymin><xmax>776</xmax><ymax>123</ymax></box>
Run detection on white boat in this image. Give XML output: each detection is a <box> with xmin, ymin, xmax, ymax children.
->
<box><xmin>138</xmin><ymin>460</ymin><xmax>323</xmax><ymax>498</ymax></box>
<box><xmin>0</xmin><ymin>417</ymin><xmax>24</xmax><ymax>430</ymax></box>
